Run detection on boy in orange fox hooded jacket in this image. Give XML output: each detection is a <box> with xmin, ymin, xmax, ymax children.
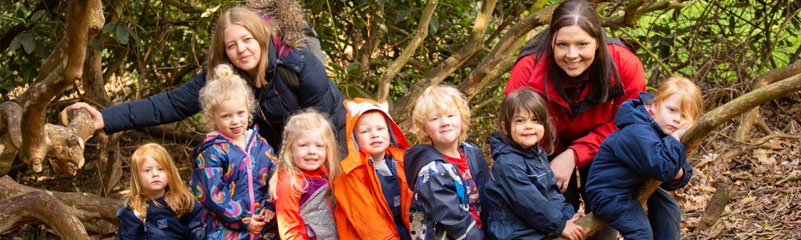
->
<box><xmin>333</xmin><ymin>98</ymin><xmax>413</xmax><ymax>240</ymax></box>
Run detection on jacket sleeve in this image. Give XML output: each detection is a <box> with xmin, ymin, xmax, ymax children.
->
<box><xmin>101</xmin><ymin>71</ymin><xmax>206</xmax><ymax>134</ymax></box>
<box><xmin>116</xmin><ymin>206</ymin><xmax>145</xmax><ymax>240</ymax></box>
<box><xmin>184</xmin><ymin>201</ymin><xmax>206</xmax><ymax>240</ymax></box>
<box><xmin>612</xmin><ymin>125</ymin><xmax>688</xmax><ymax>183</ymax></box>
<box><xmin>416</xmin><ymin>162</ymin><xmax>483</xmax><ymax>240</ymax></box>
<box><xmin>493</xmin><ymin>161</ymin><xmax>570</xmax><ymax>236</ymax></box>
<box><xmin>275</xmin><ymin>173</ymin><xmax>309</xmax><ymax>240</ymax></box>
<box><xmin>662</xmin><ymin>159</ymin><xmax>693</xmax><ymax>191</ymax></box>
<box><xmin>190</xmin><ymin>145</ymin><xmax>250</xmax><ymax>230</ymax></box>
<box><xmin>504</xmin><ymin>54</ymin><xmax>537</xmax><ymax>95</ymax></box>
<box><xmin>259</xmin><ymin>146</ymin><xmax>279</xmax><ymax>213</ymax></box>
<box><xmin>332</xmin><ymin>172</ymin><xmax>398</xmax><ymax>240</ymax></box>
<box><xmin>296</xmin><ymin>50</ymin><xmax>342</xmax><ymax>117</ymax></box>
<box><xmin>570</xmin><ymin>46</ymin><xmax>645</xmax><ymax>167</ymax></box>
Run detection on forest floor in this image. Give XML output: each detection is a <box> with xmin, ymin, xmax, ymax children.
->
<box><xmin>1</xmin><ymin>96</ymin><xmax>800</xmax><ymax>240</ymax></box>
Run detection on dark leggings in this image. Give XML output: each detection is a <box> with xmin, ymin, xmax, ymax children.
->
<box><xmin>564</xmin><ymin>166</ymin><xmax>619</xmax><ymax>240</ymax></box>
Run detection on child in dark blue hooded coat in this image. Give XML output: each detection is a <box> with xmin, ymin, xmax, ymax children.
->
<box><xmin>484</xmin><ymin>88</ymin><xmax>585</xmax><ymax>240</ymax></box>
<box><xmin>586</xmin><ymin>77</ymin><xmax>704</xmax><ymax>240</ymax></box>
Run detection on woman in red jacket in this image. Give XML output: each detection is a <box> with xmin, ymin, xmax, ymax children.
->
<box><xmin>505</xmin><ymin>0</ymin><xmax>645</xmax><ymax>237</ymax></box>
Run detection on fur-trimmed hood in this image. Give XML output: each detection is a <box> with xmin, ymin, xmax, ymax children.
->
<box><xmin>247</xmin><ymin>0</ymin><xmax>308</xmax><ymax>48</ymax></box>
<box><xmin>341</xmin><ymin>98</ymin><xmax>410</xmax><ymax>173</ymax></box>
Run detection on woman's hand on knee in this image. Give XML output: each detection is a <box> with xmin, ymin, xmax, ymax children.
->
<box><xmin>68</xmin><ymin>102</ymin><xmax>105</xmax><ymax>130</ymax></box>
<box><xmin>550</xmin><ymin>149</ymin><xmax>577</xmax><ymax>193</ymax></box>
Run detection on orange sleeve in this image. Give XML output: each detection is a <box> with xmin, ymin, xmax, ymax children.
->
<box><xmin>276</xmin><ymin>172</ymin><xmax>309</xmax><ymax>240</ymax></box>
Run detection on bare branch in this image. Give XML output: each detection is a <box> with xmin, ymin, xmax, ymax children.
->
<box><xmin>376</xmin><ymin>0</ymin><xmax>439</xmax><ymax>101</ymax></box>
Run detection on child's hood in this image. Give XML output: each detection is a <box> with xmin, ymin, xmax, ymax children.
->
<box><xmin>615</xmin><ymin>92</ymin><xmax>663</xmax><ymax>133</ymax></box>
<box><xmin>341</xmin><ymin>98</ymin><xmax>410</xmax><ymax>173</ymax></box>
<box><xmin>403</xmin><ymin>144</ymin><xmax>447</xmax><ymax>190</ymax></box>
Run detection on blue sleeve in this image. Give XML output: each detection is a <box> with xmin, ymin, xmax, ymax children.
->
<box><xmin>116</xmin><ymin>206</ymin><xmax>145</xmax><ymax>240</ymax></box>
<box><xmin>492</xmin><ymin>161</ymin><xmax>570</xmax><ymax>236</ymax></box>
<box><xmin>101</xmin><ymin>71</ymin><xmax>207</xmax><ymax>134</ymax></box>
<box><xmin>662</xmin><ymin>160</ymin><xmax>693</xmax><ymax>190</ymax></box>
<box><xmin>258</xmin><ymin>144</ymin><xmax>279</xmax><ymax>212</ymax></box>
<box><xmin>612</xmin><ymin>125</ymin><xmax>688</xmax><ymax>183</ymax></box>
<box><xmin>184</xmin><ymin>201</ymin><xmax>206</xmax><ymax>240</ymax></box>
<box><xmin>190</xmin><ymin>144</ymin><xmax>249</xmax><ymax>230</ymax></box>
<box><xmin>416</xmin><ymin>162</ymin><xmax>484</xmax><ymax>239</ymax></box>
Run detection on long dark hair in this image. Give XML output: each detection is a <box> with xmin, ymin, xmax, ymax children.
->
<box><xmin>530</xmin><ymin>0</ymin><xmax>622</xmax><ymax>105</ymax></box>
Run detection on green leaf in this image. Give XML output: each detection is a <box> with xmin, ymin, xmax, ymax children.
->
<box><xmin>21</xmin><ymin>33</ymin><xmax>35</xmax><ymax>54</ymax></box>
<box><xmin>429</xmin><ymin>16</ymin><xmax>439</xmax><ymax>34</ymax></box>
<box><xmin>115</xmin><ymin>25</ymin><xmax>129</xmax><ymax>44</ymax></box>
<box><xmin>9</xmin><ymin>33</ymin><xmax>22</xmax><ymax>52</ymax></box>
<box><xmin>310</xmin><ymin>0</ymin><xmax>325</xmax><ymax>14</ymax></box>
<box><xmin>29</xmin><ymin>10</ymin><xmax>46</xmax><ymax>22</ymax></box>
<box><xmin>201</xmin><ymin>5</ymin><xmax>220</xmax><ymax>18</ymax></box>
<box><xmin>102</xmin><ymin>21</ymin><xmax>117</xmax><ymax>34</ymax></box>
<box><xmin>129</xmin><ymin>30</ymin><xmax>142</xmax><ymax>48</ymax></box>
<box><xmin>346</xmin><ymin>62</ymin><xmax>362</xmax><ymax>74</ymax></box>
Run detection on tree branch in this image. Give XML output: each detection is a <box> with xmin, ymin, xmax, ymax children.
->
<box><xmin>376</xmin><ymin>0</ymin><xmax>438</xmax><ymax>101</ymax></box>
<box><xmin>0</xmin><ymin>191</ymin><xmax>89</xmax><ymax>239</ymax></box>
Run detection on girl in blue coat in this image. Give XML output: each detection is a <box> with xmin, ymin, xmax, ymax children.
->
<box><xmin>117</xmin><ymin>143</ymin><xmax>204</xmax><ymax>240</ymax></box>
<box><xmin>585</xmin><ymin>77</ymin><xmax>703</xmax><ymax>240</ymax></box>
<box><xmin>191</xmin><ymin>64</ymin><xmax>279</xmax><ymax>239</ymax></box>
<box><xmin>485</xmin><ymin>88</ymin><xmax>585</xmax><ymax>240</ymax></box>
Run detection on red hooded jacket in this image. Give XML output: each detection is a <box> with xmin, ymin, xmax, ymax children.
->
<box><xmin>505</xmin><ymin>43</ymin><xmax>646</xmax><ymax>168</ymax></box>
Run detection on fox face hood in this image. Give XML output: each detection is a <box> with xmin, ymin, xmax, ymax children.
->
<box><xmin>341</xmin><ymin>98</ymin><xmax>410</xmax><ymax>173</ymax></box>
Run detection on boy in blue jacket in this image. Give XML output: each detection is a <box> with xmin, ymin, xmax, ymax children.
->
<box><xmin>404</xmin><ymin>85</ymin><xmax>490</xmax><ymax>240</ymax></box>
<box><xmin>586</xmin><ymin>77</ymin><xmax>704</xmax><ymax>240</ymax></box>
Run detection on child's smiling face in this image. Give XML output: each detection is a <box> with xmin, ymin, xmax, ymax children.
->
<box><xmin>291</xmin><ymin>129</ymin><xmax>328</xmax><ymax>171</ymax></box>
<box><xmin>508</xmin><ymin>108</ymin><xmax>545</xmax><ymax>150</ymax></box>
<box><xmin>138</xmin><ymin>157</ymin><xmax>168</xmax><ymax>199</ymax></box>
<box><xmin>209</xmin><ymin>96</ymin><xmax>249</xmax><ymax>142</ymax></box>
<box><xmin>354</xmin><ymin>111</ymin><xmax>391</xmax><ymax>160</ymax></box>
<box><xmin>423</xmin><ymin>108</ymin><xmax>462</xmax><ymax>151</ymax></box>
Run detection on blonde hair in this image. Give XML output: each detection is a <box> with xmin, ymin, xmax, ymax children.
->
<box><xmin>269</xmin><ymin>109</ymin><xmax>342</xmax><ymax>199</ymax></box>
<box><xmin>411</xmin><ymin>85</ymin><xmax>471</xmax><ymax>144</ymax></box>
<box><xmin>207</xmin><ymin>6</ymin><xmax>274</xmax><ymax>88</ymax></box>
<box><xmin>199</xmin><ymin>64</ymin><xmax>257</xmax><ymax>131</ymax></box>
<box><xmin>126</xmin><ymin>143</ymin><xmax>195</xmax><ymax>218</ymax></box>
<box><xmin>653</xmin><ymin>76</ymin><xmax>704</xmax><ymax>124</ymax></box>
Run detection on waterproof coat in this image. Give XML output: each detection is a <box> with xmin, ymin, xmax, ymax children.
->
<box><xmin>100</xmin><ymin>40</ymin><xmax>346</xmax><ymax>151</ymax></box>
<box><xmin>484</xmin><ymin>132</ymin><xmax>576</xmax><ymax>240</ymax></box>
<box><xmin>190</xmin><ymin>129</ymin><xmax>279</xmax><ymax>239</ymax></box>
<box><xmin>116</xmin><ymin>198</ymin><xmax>205</xmax><ymax>240</ymax></box>
<box><xmin>505</xmin><ymin>42</ymin><xmax>646</xmax><ymax>167</ymax></box>
<box><xmin>585</xmin><ymin>92</ymin><xmax>693</xmax><ymax>237</ymax></box>
<box><xmin>333</xmin><ymin>98</ymin><xmax>413</xmax><ymax>240</ymax></box>
<box><xmin>403</xmin><ymin>143</ymin><xmax>490</xmax><ymax>240</ymax></box>
<box><xmin>275</xmin><ymin>168</ymin><xmax>338</xmax><ymax>240</ymax></box>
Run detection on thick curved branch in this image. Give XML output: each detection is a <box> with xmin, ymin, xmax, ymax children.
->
<box><xmin>376</xmin><ymin>0</ymin><xmax>438</xmax><ymax>101</ymax></box>
<box><xmin>0</xmin><ymin>176</ymin><xmax>121</xmax><ymax>234</ymax></box>
<box><xmin>735</xmin><ymin>61</ymin><xmax>801</xmax><ymax>140</ymax></box>
<box><xmin>0</xmin><ymin>191</ymin><xmax>89</xmax><ymax>239</ymax></box>
<box><xmin>18</xmin><ymin>0</ymin><xmax>102</xmax><ymax>173</ymax></box>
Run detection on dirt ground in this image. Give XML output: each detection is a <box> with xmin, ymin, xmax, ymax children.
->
<box><xmin>2</xmin><ymin>98</ymin><xmax>800</xmax><ymax>240</ymax></box>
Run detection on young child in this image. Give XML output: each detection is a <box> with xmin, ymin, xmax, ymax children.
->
<box><xmin>333</xmin><ymin>98</ymin><xmax>412</xmax><ymax>240</ymax></box>
<box><xmin>404</xmin><ymin>85</ymin><xmax>490</xmax><ymax>240</ymax></box>
<box><xmin>483</xmin><ymin>88</ymin><xmax>584</xmax><ymax>240</ymax></box>
<box><xmin>586</xmin><ymin>77</ymin><xmax>702</xmax><ymax>239</ymax></box>
<box><xmin>190</xmin><ymin>64</ymin><xmax>279</xmax><ymax>240</ymax></box>
<box><xmin>270</xmin><ymin>110</ymin><xmax>341</xmax><ymax>240</ymax></box>
<box><xmin>117</xmin><ymin>143</ymin><xmax>204</xmax><ymax>240</ymax></box>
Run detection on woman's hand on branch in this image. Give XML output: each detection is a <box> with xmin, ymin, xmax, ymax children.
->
<box><xmin>68</xmin><ymin>102</ymin><xmax>104</xmax><ymax>130</ymax></box>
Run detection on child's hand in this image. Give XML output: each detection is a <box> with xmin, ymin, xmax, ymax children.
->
<box><xmin>247</xmin><ymin>214</ymin><xmax>266</xmax><ymax>235</ymax></box>
<box><xmin>671</xmin><ymin>124</ymin><xmax>690</xmax><ymax>140</ymax></box>
<box><xmin>560</xmin><ymin>216</ymin><xmax>585</xmax><ymax>240</ymax></box>
<box><xmin>259</xmin><ymin>208</ymin><xmax>275</xmax><ymax>223</ymax></box>
<box><xmin>572</xmin><ymin>212</ymin><xmax>585</xmax><ymax>220</ymax></box>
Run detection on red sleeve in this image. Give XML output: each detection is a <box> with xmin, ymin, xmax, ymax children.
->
<box><xmin>505</xmin><ymin>54</ymin><xmax>537</xmax><ymax>95</ymax></box>
<box><xmin>276</xmin><ymin>172</ymin><xmax>310</xmax><ymax>240</ymax></box>
<box><xmin>570</xmin><ymin>45</ymin><xmax>646</xmax><ymax>167</ymax></box>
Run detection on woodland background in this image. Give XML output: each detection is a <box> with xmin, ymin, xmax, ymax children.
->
<box><xmin>1</xmin><ymin>0</ymin><xmax>800</xmax><ymax>239</ymax></box>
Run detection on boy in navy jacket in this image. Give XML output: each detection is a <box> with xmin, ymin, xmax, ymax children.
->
<box><xmin>586</xmin><ymin>77</ymin><xmax>704</xmax><ymax>240</ymax></box>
